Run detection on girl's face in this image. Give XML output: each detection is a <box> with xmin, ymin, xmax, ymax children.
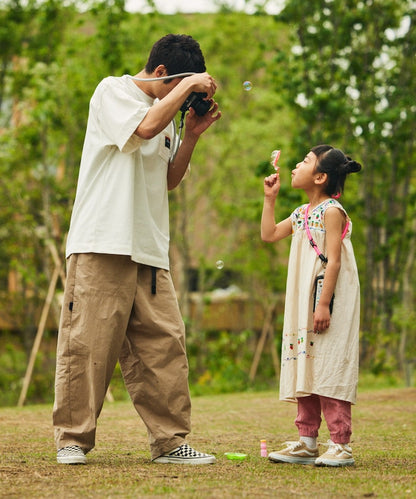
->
<box><xmin>291</xmin><ymin>151</ymin><xmax>319</xmax><ymax>189</ymax></box>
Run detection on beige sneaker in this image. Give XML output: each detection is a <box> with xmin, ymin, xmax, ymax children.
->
<box><xmin>315</xmin><ymin>440</ymin><xmax>355</xmax><ymax>467</ymax></box>
<box><xmin>268</xmin><ymin>440</ymin><xmax>319</xmax><ymax>464</ymax></box>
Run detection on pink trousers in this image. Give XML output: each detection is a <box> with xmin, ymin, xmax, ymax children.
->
<box><xmin>295</xmin><ymin>394</ymin><xmax>352</xmax><ymax>444</ymax></box>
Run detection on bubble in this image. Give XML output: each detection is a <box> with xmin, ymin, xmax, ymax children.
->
<box><xmin>270</xmin><ymin>149</ymin><xmax>281</xmax><ymax>169</ymax></box>
<box><xmin>216</xmin><ymin>260</ymin><xmax>224</xmax><ymax>270</ymax></box>
<box><xmin>243</xmin><ymin>80</ymin><xmax>253</xmax><ymax>91</ymax></box>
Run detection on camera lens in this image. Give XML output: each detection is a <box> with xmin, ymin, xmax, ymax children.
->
<box><xmin>193</xmin><ymin>97</ymin><xmax>211</xmax><ymax>116</ymax></box>
<box><xmin>180</xmin><ymin>92</ymin><xmax>210</xmax><ymax>116</ymax></box>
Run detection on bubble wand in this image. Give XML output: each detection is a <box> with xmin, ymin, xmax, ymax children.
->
<box><xmin>270</xmin><ymin>149</ymin><xmax>281</xmax><ymax>170</ymax></box>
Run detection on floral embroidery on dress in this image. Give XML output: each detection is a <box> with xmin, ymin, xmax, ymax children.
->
<box><xmin>283</xmin><ymin>199</ymin><xmax>352</xmax><ymax>367</ymax></box>
<box><xmin>291</xmin><ymin>199</ymin><xmax>341</xmax><ymax>235</ymax></box>
<box><xmin>282</xmin><ymin>350</ymin><xmax>315</xmax><ymax>362</ymax></box>
<box><xmin>280</xmin><ymin>197</ymin><xmax>359</xmax><ymax>403</ymax></box>
<box><xmin>282</xmin><ymin>328</ymin><xmax>317</xmax><ymax>363</ymax></box>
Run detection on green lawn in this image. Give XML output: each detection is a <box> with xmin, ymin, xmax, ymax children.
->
<box><xmin>1</xmin><ymin>388</ymin><xmax>415</xmax><ymax>498</ymax></box>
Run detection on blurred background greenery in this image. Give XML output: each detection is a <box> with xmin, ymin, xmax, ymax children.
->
<box><xmin>0</xmin><ymin>0</ymin><xmax>415</xmax><ymax>406</ymax></box>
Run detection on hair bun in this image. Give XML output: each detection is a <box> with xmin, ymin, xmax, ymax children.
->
<box><xmin>344</xmin><ymin>156</ymin><xmax>362</xmax><ymax>174</ymax></box>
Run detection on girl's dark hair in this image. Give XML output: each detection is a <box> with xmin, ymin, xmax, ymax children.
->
<box><xmin>145</xmin><ymin>34</ymin><xmax>206</xmax><ymax>76</ymax></box>
<box><xmin>311</xmin><ymin>144</ymin><xmax>362</xmax><ymax>197</ymax></box>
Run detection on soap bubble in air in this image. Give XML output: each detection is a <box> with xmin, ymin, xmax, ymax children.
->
<box><xmin>216</xmin><ymin>260</ymin><xmax>224</xmax><ymax>270</ymax></box>
<box><xmin>243</xmin><ymin>81</ymin><xmax>253</xmax><ymax>91</ymax></box>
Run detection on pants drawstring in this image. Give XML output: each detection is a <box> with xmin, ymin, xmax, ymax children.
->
<box><xmin>151</xmin><ymin>267</ymin><xmax>158</xmax><ymax>295</ymax></box>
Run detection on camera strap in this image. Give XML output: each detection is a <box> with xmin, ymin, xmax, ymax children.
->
<box><xmin>304</xmin><ymin>203</ymin><xmax>349</xmax><ymax>266</ymax></box>
<box><xmin>170</xmin><ymin>111</ymin><xmax>186</xmax><ymax>162</ymax></box>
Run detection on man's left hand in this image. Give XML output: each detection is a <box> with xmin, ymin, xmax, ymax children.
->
<box><xmin>185</xmin><ymin>101</ymin><xmax>221</xmax><ymax>137</ymax></box>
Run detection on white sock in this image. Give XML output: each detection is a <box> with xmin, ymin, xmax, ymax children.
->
<box><xmin>300</xmin><ymin>436</ymin><xmax>317</xmax><ymax>449</ymax></box>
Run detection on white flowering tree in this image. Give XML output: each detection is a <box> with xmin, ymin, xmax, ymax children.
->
<box><xmin>270</xmin><ymin>0</ymin><xmax>416</xmax><ymax>375</ymax></box>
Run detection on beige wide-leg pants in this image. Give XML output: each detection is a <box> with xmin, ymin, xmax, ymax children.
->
<box><xmin>53</xmin><ymin>253</ymin><xmax>191</xmax><ymax>460</ymax></box>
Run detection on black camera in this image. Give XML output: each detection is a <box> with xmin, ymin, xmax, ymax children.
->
<box><xmin>180</xmin><ymin>92</ymin><xmax>211</xmax><ymax>116</ymax></box>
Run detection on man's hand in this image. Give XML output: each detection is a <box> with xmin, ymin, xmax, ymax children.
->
<box><xmin>184</xmin><ymin>101</ymin><xmax>221</xmax><ymax>138</ymax></box>
<box><xmin>167</xmin><ymin>100</ymin><xmax>221</xmax><ymax>191</ymax></box>
<box><xmin>185</xmin><ymin>72</ymin><xmax>218</xmax><ymax>100</ymax></box>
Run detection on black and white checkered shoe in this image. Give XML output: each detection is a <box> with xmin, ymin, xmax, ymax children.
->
<box><xmin>57</xmin><ymin>445</ymin><xmax>86</xmax><ymax>464</ymax></box>
<box><xmin>153</xmin><ymin>443</ymin><xmax>216</xmax><ymax>464</ymax></box>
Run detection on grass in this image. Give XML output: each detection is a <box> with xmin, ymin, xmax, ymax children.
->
<box><xmin>1</xmin><ymin>387</ymin><xmax>415</xmax><ymax>498</ymax></box>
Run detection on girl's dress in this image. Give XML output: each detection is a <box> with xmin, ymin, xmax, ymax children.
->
<box><xmin>279</xmin><ymin>198</ymin><xmax>360</xmax><ymax>404</ymax></box>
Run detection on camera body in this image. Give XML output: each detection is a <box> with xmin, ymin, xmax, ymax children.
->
<box><xmin>180</xmin><ymin>92</ymin><xmax>210</xmax><ymax>116</ymax></box>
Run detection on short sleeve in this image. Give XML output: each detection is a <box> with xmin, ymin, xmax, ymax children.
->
<box><xmin>91</xmin><ymin>77</ymin><xmax>149</xmax><ymax>153</ymax></box>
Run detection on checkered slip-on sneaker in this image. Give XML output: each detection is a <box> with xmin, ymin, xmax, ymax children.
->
<box><xmin>315</xmin><ymin>440</ymin><xmax>355</xmax><ymax>467</ymax></box>
<box><xmin>57</xmin><ymin>445</ymin><xmax>86</xmax><ymax>464</ymax></box>
<box><xmin>153</xmin><ymin>443</ymin><xmax>216</xmax><ymax>464</ymax></box>
<box><xmin>268</xmin><ymin>441</ymin><xmax>319</xmax><ymax>465</ymax></box>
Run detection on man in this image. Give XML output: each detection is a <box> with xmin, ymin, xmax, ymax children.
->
<box><xmin>53</xmin><ymin>34</ymin><xmax>221</xmax><ymax>465</ymax></box>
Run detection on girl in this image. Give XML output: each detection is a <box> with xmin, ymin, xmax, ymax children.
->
<box><xmin>261</xmin><ymin>144</ymin><xmax>361</xmax><ymax>467</ymax></box>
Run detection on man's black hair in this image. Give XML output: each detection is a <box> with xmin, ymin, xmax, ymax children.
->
<box><xmin>145</xmin><ymin>34</ymin><xmax>206</xmax><ymax>75</ymax></box>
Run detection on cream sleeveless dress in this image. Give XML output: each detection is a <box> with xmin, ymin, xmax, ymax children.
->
<box><xmin>279</xmin><ymin>199</ymin><xmax>360</xmax><ymax>404</ymax></box>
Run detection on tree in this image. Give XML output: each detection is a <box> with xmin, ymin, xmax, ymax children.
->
<box><xmin>1</xmin><ymin>0</ymin><xmax>414</xmax><ymax>388</ymax></box>
<box><xmin>0</xmin><ymin>0</ymin><xmax>89</xmax><ymax>348</ymax></box>
<box><xmin>271</xmin><ymin>0</ymin><xmax>416</xmax><ymax>372</ymax></box>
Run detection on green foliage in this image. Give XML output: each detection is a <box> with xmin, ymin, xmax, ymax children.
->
<box><xmin>0</xmin><ymin>0</ymin><xmax>414</xmax><ymax>397</ymax></box>
<box><xmin>0</xmin><ymin>342</ymin><xmax>27</xmax><ymax>406</ymax></box>
<box><xmin>187</xmin><ymin>329</ymin><xmax>278</xmax><ymax>395</ymax></box>
<box><xmin>91</xmin><ymin>0</ymin><xmax>130</xmax><ymax>74</ymax></box>
<box><xmin>0</xmin><ymin>332</ymin><xmax>56</xmax><ymax>406</ymax></box>
<box><xmin>273</xmin><ymin>0</ymin><xmax>416</xmax><ymax>370</ymax></box>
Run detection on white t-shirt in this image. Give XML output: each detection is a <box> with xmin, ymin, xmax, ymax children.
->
<box><xmin>66</xmin><ymin>75</ymin><xmax>175</xmax><ymax>270</ymax></box>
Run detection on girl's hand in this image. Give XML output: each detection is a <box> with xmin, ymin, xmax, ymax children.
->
<box><xmin>313</xmin><ymin>303</ymin><xmax>331</xmax><ymax>333</ymax></box>
<box><xmin>264</xmin><ymin>169</ymin><xmax>281</xmax><ymax>198</ymax></box>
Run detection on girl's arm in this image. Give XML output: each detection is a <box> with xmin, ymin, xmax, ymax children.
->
<box><xmin>313</xmin><ymin>207</ymin><xmax>345</xmax><ymax>332</ymax></box>
<box><xmin>261</xmin><ymin>172</ymin><xmax>292</xmax><ymax>242</ymax></box>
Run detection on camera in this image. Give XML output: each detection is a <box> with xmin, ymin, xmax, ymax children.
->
<box><xmin>180</xmin><ymin>92</ymin><xmax>211</xmax><ymax>116</ymax></box>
